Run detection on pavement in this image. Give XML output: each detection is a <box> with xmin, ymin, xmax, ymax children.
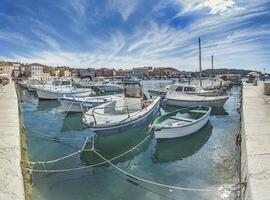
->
<box><xmin>242</xmin><ymin>82</ymin><xmax>270</xmax><ymax>200</ymax></box>
<box><xmin>0</xmin><ymin>82</ymin><xmax>25</xmax><ymax>200</ymax></box>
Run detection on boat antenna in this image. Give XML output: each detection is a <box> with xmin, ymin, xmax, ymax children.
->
<box><xmin>211</xmin><ymin>54</ymin><xmax>214</xmax><ymax>85</ymax></box>
<box><xmin>199</xmin><ymin>37</ymin><xmax>202</xmax><ymax>86</ymax></box>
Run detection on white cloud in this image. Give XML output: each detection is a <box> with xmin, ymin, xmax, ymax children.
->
<box><xmin>69</xmin><ymin>0</ymin><xmax>86</xmax><ymax>18</ymax></box>
<box><xmin>108</xmin><ymin>0</ymin><xmax>137</xmax><ymax>21</ymax></box>
<box><xmin>0</xmin><ymin>31</ymin><xmax>30</xmax><ymax>45</ymax></box>
<box><xmin>31</xmin><ymin>30</ymin><xmax>60</xmax><ymax>49</ymax></box>
<box><xmin>173</xmin><ymin>0</ymin><xmax>245</xmax><ymax>15</ymax></box>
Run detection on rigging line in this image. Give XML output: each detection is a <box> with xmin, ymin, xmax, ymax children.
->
<box><xmin>93</xmin><ymin>149</ymin><xmax>216</xmax><ymax>192</ymax></box>
<box><xmin>22</xmin><ymin>137</ymin><xmax>90</xmax><ymax>165</ymax></box>
<box><xmin>22</xmin><ymin>133</ymin><xmax>152</xmax><ymax>173</ymax></box>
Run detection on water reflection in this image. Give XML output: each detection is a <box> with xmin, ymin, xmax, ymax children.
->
<box><xmin>80</xmin><ymin>124</ymin><xmax>152</xmax><ymax>165</ymax></box>
<box><xmin>37</xmin><ymin>100</ymin><xmax>61</xmax><ymax>111</ymax></box>
<box><xmin>61</xmin><ymin>113</ymin><xmax>88</xmax><ymax>132</ymax></box>
<box><xmin>211</xmin><ymin>107</ymin><xmax>228</xmax><ymax>116</ymax></box>
<box><xmin>152</xmin><ymin>122</ymin><xmax>212</xmax><ymax>163</ymax></box>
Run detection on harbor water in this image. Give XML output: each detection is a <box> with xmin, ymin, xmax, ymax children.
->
<box><xmin>18</xmin><ymin>80</ymin><xmax>241</xmax><ymax>200</ymax></box>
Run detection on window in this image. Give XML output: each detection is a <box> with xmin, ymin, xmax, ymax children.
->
<box><xmin>184</xmin><ymin>87</ymin><xmax>195</xmax><ymax>92</ymax></box>
<box><xmin>176</xmin><ymin>86</ymin><xmax>183</xmax><ymax>91</ymax></box>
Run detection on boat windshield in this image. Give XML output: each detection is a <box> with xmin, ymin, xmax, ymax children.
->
<box><xmin>184</xmin><ymin>86</ymin><xmax>196</xmax><ymax>92</ymax></box>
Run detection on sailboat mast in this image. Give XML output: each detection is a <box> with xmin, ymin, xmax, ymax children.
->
<box><xmin>199</xmin><ymin>37</ymin><xmax>202</xmax><ymax>86</ymax></box>
<box><xmin>211</xmin><ymin>55</ymin><xmax>214</xmax><ymax>85</ymax></box>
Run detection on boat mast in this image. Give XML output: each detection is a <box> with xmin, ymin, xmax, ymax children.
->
<box><xmin>199</xmin><ymin>37</ymin><xmax>202</xmax><ymax>87</ymax></box>
<box><xmin>211</xmin><ymin>54</ymin><xmax>214</xmax><ymax>85</ymax></box>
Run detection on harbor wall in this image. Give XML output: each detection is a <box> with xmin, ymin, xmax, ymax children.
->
<box><xmin>0</xmin><ymin>82</ymin><xmax>25</xmax><ymax>200</ymax></box>
<box><xmin>240</xmin><ymin>82</ymin><xmax>270</xmax><ymax>200</ymax></box>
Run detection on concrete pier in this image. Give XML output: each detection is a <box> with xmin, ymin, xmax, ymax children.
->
<box><xmin>0</xmin><ymin>82</ymin><xmax>25</xmax><ymax>200</ymax></box>
<box><xmin>241</xmin><ymin>82</ymin><xmax>270</xmax><ymax>200</ymax></box>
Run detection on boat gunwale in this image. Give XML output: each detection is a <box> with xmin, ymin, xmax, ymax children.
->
<box><xmin>58</xmin><ymin>95</ymin><xmax>122</xmax><ymax>103</ymax></box>
<box><xmin>165</xmin><ymin>95</ymin><xmax>229</xmax><ymax>102</ymax></box>
<box><xmin>153</xmin><ymin>106</ymin><xmax>211</xmax><ymax>130</ymax></box>
<box><xmin>82</xmin><ymin>97</ymin><xmax>161</xmax><ymax>130</ymax></box>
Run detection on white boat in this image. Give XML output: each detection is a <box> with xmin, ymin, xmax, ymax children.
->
<box><xmin>148</xmin><ymin>84</ymin><xmax>222</xmax><ymax>98</ymax></box>
<box><xmin>59</xmin><ymin>94</ymin><xmax>123</xmax><ymax>112</ymax></box>
<box><xmin>164</xmin><ymin>91</ymin><xmax>228</xmax><ymax>107</ymax></box>
<box><xmin>153</xmin><ymin>106</ymin><xmax>211</xmax><ymax>139</ymax></box>
<box><xmin>35</xmin><ymin>78</ymin><xmax>94</xmax><ymax>100</ymax></box>
<box><xmin>26</xmin><ymin>79</ymin><xmax>41</xmax><ymax>92</ymax></box>
<box><xmin>82</xmin><ymin>82</ymin><xmax>161</xmax><ymax>135</ymax></box>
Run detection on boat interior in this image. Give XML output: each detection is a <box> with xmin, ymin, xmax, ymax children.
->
<box><xmin>157</xmin><ymin>107</ymin><xmax>209</xmax><ymax>127</ymax></box>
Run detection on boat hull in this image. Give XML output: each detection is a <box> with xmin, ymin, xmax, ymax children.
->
<box><xmin>36</xmin><ymin>88</ymin><xmax>92</xmax><ymax>100</ymax></box>
<box><xmin>165</xmin><ymin>96</ymin><xmax>228</xmax><ymax>107</ymax></box>
<box><xmin>59</xmin><ymin>96</ymin><xmax>121</xmax><ymax>112</ymax></box>
<box><xmin>85</xmin><ymin>98</ymin><xmax>161</xmax><ymax>136</ymax></box>
<box><xmin>59</xmin><ymin>99</ymin><xmax>99</xmax><ymax>112</ymax></box>
<box><xmin>154</xmin><ymin>110</ymin><xmax>210</xmax><ymax>139</ymax></box>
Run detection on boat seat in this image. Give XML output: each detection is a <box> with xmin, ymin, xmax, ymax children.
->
<box><xmin>189</xmin><ymin>110</ymin><xmax>208</xmax><ymax>114</ymax></box>
<box><xmin>169</xmin><ymin>117</ymin><xmax>195</xmax><ymax>122</ymax></box>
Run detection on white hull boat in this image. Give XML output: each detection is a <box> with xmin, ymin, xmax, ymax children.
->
<box><xmin>36</xmin><ymin>87</ymin><xmax>93</xmax><ymax>100</ymax></box>
<box><xmin>165</xmin><ymin>92</ymin><xmax>228</xmax><ymax>107</ymax></box>
<box><xmin>35</xmin><ymin>78</ymin><xmax>94</xmax><ymax>100</ymax></box>
<box><xmin>148</xmin><ymin>84</ymin><xmax>223</xmax><ymax>98</ymax></box>
<box><xmin>153</xmin><ymin>106</ymin><xmax>211</xmax><ymax>139</ymax></box>
<box><xmin>59</xmin><ymin>95</ymin><xmax>123</xmax><ymax>112</ymax></box>
<box><xmin>82</xmin><ymin>97</ymin><xmax>161</xmax><ymax>135</ymax></box>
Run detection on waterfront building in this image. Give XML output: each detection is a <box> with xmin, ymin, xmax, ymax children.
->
<box><xmin>133</xmin><ymin>66</ymin><xmax>153</xmax><ymax>78</ymax></box>
<box><xmin>24</xmin><ymin>63</ymin><xmax>48</xmax><ymax>80</ymax></box>
<box><xmin>50</xmin><ymin>68</ymin><xmax>61</xmax><ymax>77</ymax></box>
<box><xmin>60</xmin><ymin>68</ymin><xmax>72</xmax><ymax>77</ymax></box>
<box><xmin>0</xmin><ymin>62</ymin><xmax>21</xmax><ymax>76</ymax></box>
<box><xmin>95</xmin><ymin>68</ymin><xmax>116</xmax><ymax>77</ymax></box>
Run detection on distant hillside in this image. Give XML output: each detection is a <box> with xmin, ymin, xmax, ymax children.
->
<box><xmin>201</xmin><ymin>68</ymin><xmax>258</xmax><ymax>76</ymax></box>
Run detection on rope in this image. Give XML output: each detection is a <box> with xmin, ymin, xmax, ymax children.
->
<box><xmin>92</xmin><ymin>149</ymin><xmax>216</xmax><ymax>192</ymax></box>
<box><xmin>22</xmin><ymin>132</ymin><xmax>152</xmax><ymax>173</ymax></box>
<box><xmin>24</xmin><ymin>150</ymin><xmax>83</xmax><ymax>165</ymax></box>
<box><xmin>22</xmin><ymin>137</ymin><xmax>90</xmax><ymax>165</ymax></box>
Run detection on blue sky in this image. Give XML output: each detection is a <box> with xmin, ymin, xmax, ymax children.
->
<box><xmin>0</xmin><ymin>0</ymin><xmax>269</xmax><ymax>71</ymax></box>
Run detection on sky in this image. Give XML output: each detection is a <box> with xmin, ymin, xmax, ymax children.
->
<box><xmin>0</xmin><ymin>0</ymin><xmax>269</xmax><ymax>71</ymax></box>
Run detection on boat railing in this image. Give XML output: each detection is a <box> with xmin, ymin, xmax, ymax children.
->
<box><xmin>88</xmin><ymin>102</ymin><xmax>145</xmax><ymax>125</ymax></box>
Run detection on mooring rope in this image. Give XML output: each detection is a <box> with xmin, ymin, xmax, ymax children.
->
<box><xmin>23</xmin><ymin>150</ymin><xmax>83</xmax><ymax>165</ymax></box>
<box><xmin>92</xmin><ymin>149</ymin><xmax>216</xmax><ymax>193</ymax></box>
<box><xmin>22</xmin><ymin>132</ymin><xmax>152</xmax><ymax>173</ymax></box>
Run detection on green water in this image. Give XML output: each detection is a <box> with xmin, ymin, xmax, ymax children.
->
<box><xmin>18</xmin><ymin>81</ymin><xmax>241</xmax><ymax>200</ymax></box>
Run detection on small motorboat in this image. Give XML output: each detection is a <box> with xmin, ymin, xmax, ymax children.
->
<box><xmin>59</xmin><ymin>94</ymin><xmax>123</xmax><ymax>112</ymax></box>
<box><xmin>149</xmin><ymin>84</ymin><xmax>222</xmax><ymax>98</ymax></box>
<box><xmin>82</xmin><ymin>82</ymin><xmax>161</xmax><ymax>135</ymax></box>
<box><xmin>35</xmin><ymin>78</ymin><xmax>94</xmax><ymax>100</ymax></box>
<box><xmin>164</xmin><ymin>92</ymin><xmax>228</xmax><ymax>107</ymax></box>
<box><xmin>153</xmin><ymin>106</ymin><xmax>211</xmax><ymax>139</ymax></box>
